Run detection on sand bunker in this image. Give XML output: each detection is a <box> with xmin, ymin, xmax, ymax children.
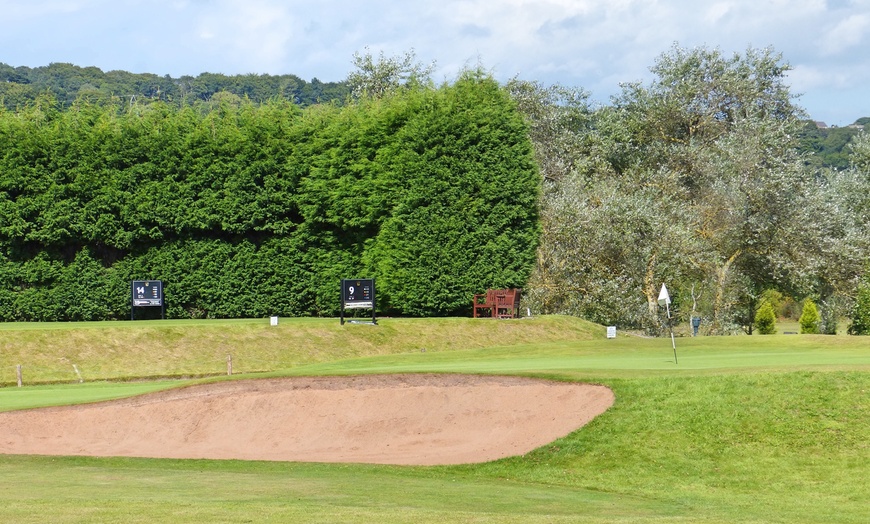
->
<box><xmin>0</xmin><ymin>374</ymin><xmax>614</xmax><ymax>465</ymax></box>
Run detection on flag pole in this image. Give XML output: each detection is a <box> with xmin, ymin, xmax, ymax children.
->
<box><xmin>658</xmin><ymin>283</ymin><xmax>678</xmax><ymax>365</ymax></box>
<box><xmin>666</xmin><ymin>302</ymin><xmax>677</xmax><ymax>364</ymax></box>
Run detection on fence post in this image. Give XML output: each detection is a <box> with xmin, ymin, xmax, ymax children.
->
<box><xmin>73</xmin><ymin>364</ymin><xmax>84</xmax><ymax>383</ymax></box>
<box><xmin>16</xmin><ymin>364</ymin><xmax>22</xmax><ymax>387</ymax></box>
<box><xmin>227</xmin><ymin>354</ymin><xmax>232</xmax><ymax>376</ymax></box>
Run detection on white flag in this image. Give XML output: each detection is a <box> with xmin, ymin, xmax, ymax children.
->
<box><xmin>657</xmin><ymin>284</ymin><xmax>671</xmax><ymax>306</ymax></box>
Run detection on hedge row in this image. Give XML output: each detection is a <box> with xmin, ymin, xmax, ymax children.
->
<box><xmin>0</xmin><ymin>72</ymin><xmax>540</xmax><ymax>320</ymax></box>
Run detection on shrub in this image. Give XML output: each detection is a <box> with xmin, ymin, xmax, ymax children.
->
<box><xmin>848</xmin><ymin>282</ymin><xmax>870</xmax><ymax>335</ymax></box>
<box><xmin>799</xmin><ymin>298</ymin><xmax>821</xmax><ymax>334</ymax></box>
<box><xmin>818</xmin><ymin>299</ymin><xmax>839</xmax><ymax>335</ymax></box>
<box><xmin>759</xmin><ymin>289</ymin><xmax>802</xmax><ymax>320</ymax></box>
<box><xmin>754</xmin><ymin>301</ymin><xmax>777</xmax><ymax>335</ymax></box>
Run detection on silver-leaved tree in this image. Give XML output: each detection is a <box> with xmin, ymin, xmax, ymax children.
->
<box><xmin>520</xmin><ymin>44</ymin><xmax>839</xmax><ymax>334</ymax></box>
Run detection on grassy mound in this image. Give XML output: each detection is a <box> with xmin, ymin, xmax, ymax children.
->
<box><xmin>0</xmin><ymin>315</ymin><xmax>601</xmax><ymax>385</ymax></box>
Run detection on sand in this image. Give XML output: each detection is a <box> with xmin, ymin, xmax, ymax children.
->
<box><xmin>0</xmin><ymin>374</ymin><xmax>614</xmax><ymax>465</ymax></box>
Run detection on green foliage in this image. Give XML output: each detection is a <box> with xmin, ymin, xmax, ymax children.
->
<box><xmin>523</xmin><ymin>44</ymin><xmax>819</xmax><ymax>334</ymax></box>
<box><xmin>848</xmin><ymin>281</ymin><xmax>870</xmax><ymax>335</ymax></box>
<box><xmin>0</xmin><ymin>73</ymin><xmax>538</xmax><ymax>320</ymax></box>
<box><xmin>797</xmin><ymin>120</ymin><xmax>866</xmax><ymax>171</ymax></box>
<box><xmin>798</xmin><ymin>297</ymin><xmax>820</xmax><ymax>334</ymax></box>
<box><xmin>754</xmin><ymin>301</ymin><xmax>777</xmax><ymax>334</ymax></box>
<box><xmin>849</xmin><ymin>131</ymin><xmax>870</xmax><ymax>171</ymax></box>
<box><xmin>818</xmin><ymin>299</ymin><xmax>840</xmax><ymax>335</ymax></box>
<box><xmin>346</xmin><ymin>48</ymin><xmax>435</xmax><ymax>100</ymax></box>
<box><xmin>0</xmin><ymin>62</ymin><xmax>350</xmax><ymax>110</ymax></box>
<box><xmin>758</xmin><ymin>289</ymin><xmax>784</xmax><ymax>311</ymax></box>
<box><xmin>366</xmin><ymin>70</ymin><xmax>539</xmax><ymax>315</ymax></box>
<box><xmin>760</xmin><ymin>289</ymin><xmax>802</xmax><ymax>320</ymax></box>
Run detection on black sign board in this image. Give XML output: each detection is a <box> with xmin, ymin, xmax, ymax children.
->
<box><xmin>340</xmin><ymin>278</ymin><xmax>376</xmax><ymax>325</ymax></box>
<box><xmin>131</xmin><ymin>280</ymin><xmax>164</xmax><ymax>320</ymax></box>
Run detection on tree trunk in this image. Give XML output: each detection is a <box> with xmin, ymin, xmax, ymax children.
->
<box><xmin>644</xmin><ymin>253</ymin><xmax>659</xmax><ymax>333</ymax></box>
<box><xmin>711</xmin><ymin>250</ymin><xmax>740</xmax><ymax>335</ymax></box>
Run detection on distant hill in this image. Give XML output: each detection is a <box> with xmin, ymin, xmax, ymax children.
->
<box><xmin>0</xmin><ymin>62</ymin><xmax>350</xmax><ymax>109</ymax></box>
<box><xmin>798</xmin><ymin>118</ymin><xmax>869</xmax><ymax>170</ymax></box>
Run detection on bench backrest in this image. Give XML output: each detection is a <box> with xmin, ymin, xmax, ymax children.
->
<box><xmin>493</xmin><ymin>288</ymin><xmax>520</xmax><ymax>306</ymax></box>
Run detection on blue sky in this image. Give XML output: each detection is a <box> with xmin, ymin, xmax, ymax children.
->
<box><xmin>2</xmin><ymin>0</ymin><xmax>868</xmax><ymax>125</ymax></box>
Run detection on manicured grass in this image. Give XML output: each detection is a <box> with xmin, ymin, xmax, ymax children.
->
<box><xmin>292</xmin><ymin>332</ymin><xmax>870</xmax><ymax>379</ymax></box>
<box><xmin>0</xmin><ymin>455</ymin><xmax>678</xmax><ymax>523</ymax></box>
<box><xmin>1</xmin><ymin>316</ymin><xmax>868</xmax><ymax>523</ymax></box>
<box><xmin>0</xmin><ymin>380</ymin><xmax>184</xmax><ymax>412</ymax></box>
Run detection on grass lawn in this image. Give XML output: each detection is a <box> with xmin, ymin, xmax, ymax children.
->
<box><xmin>0</xmin><ymin>316</ymin><xmax>868</xmax><ymax>523</ymax></box>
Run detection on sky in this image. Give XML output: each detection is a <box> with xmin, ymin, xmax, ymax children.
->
<box><xmin>1</xmin><ymin>0</ymin><xmax>868</xmax><ymax>126</ymax></box>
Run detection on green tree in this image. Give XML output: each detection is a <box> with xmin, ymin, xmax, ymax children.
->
<box><xmin>365</xmin><ymin>69</ymin><xmax>539</xmax><ymax>315</ymax></box>
<box><xmin>754</xmin><ymin>301</ymin><xmax>777</xmax><ymax>334</ymax></box>
<box><xmin>811</xmin><ymin>132</ymin><xmax>870</xmax><ymax>320</ymax></box>
<box><xmin>848</xmin><ymin>280</ymin><xmax>870</xmax><ymax>335</ymax></box>
<box><xmin>346</xmin><ymin>48</ymin><xmax>435</xmax><ymax>100</ymax></box>
<box><xmin>0</xmin><ymin>61</ymin><xmax>349</xmax><ymax>110</ymax></box>
<box><xmin>522</xmin><ymin>44</ymin><xmax>818</xmax><ymax>334</ymax></box>
<box><xmin>504</xmin><ymin>79</ymin><xmax>595</xmax><ymax>184</ymax></box>
<box><xmin>849</xmin><ymin>132</ymin><xmax>870</xmax><ymax>171</ymax></box>
<box><xmin>797</xmin><ymin>121</ymin><xmax>864</xmax><ymax>171</ymax></box>
<box><xmin>818</xmin><ymin>298</ymin><xmax>840</xmax><ymax>335</ymax></box>
<box><xmin>799</xmin><ymin>298</ymin><xmax>820</xmax><ymax>334</ymax></box>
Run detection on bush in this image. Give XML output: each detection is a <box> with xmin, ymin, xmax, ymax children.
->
<box><xmin>848</xmin><ymin>282</ymin><xmax>870</xmax><ymax>335</ymax></box>
<box><xmin>754</xmin><ymin>301</ymin><xmax>777</xmax><ymax>335</ymax></box>
<box><xmin>818</xmin><ymin>299</ymin><xmax>839</xmax><ymax>335</ymax></box>
<box><xmin>799</xmin><ymin>298</ymin><xmax>820</xmax><ymax>334</ymax></box>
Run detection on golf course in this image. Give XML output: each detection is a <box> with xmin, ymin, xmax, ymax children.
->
<box><xmin>0</xmin><ymin>315</ymin><xmax>867</xmax><ymax>523</ymax></box>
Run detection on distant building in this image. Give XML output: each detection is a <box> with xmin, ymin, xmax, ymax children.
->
<box><xmin>813</xmin><ymin>121</ymin><xmax>829</xmax><ymax>129</ymax></box>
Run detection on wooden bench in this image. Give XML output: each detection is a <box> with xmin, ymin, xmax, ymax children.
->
<box><xmin>472</xmin><ymin>289</ymin><xmax>498</xmax><ymax>318</ymax></box>
<box><xmin>495</xmin><ymin>288</ymin><xmax>521</xmax><ymax>319</ymax></box>
<box><xmin>473</xmin><ymin>288</ymin><xmax>521</xmax><ymax>319</ymax></box>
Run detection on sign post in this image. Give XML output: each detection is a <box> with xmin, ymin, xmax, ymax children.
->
<box><xmin>658</xmin><ymin>283</ymin><xmax>677</xmax><ymax>364</ymax></box>
<box><xmin>340</xmin><ymin>278</ymin><xmax>377</xmax><ymax>325</ymax></box>
<box><xmin>131</xmin><ymin>280</ymin><xmax>164</xmax><ymax>320</ymax></box>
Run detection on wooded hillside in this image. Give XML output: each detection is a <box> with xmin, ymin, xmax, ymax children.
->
<box><xmin>0</xmin><ymin>62</ymin><xmax>349</xmax><ymax>109</ymax></box>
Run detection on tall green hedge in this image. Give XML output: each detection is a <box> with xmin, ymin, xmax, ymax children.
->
<box><xmin>0</xmin><ymin>72</ymin><xmax>539</xmax><ymax>320</ymax></box>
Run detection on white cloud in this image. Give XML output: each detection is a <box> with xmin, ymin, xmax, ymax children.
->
<box><xmin>1</xmin><ymin>0</ymin><xmax>868</xmax><ymax>122</ymax></box>
<box><xmin>820</xmin><ymin>13</ymin><xmax>870</xmax><ymax>54</ymax></box>
<box><xmin>190</xmin><ymin>0</ymin><xmax>295</xmax><ymax>73</ymax></box>
<box><xmin>704</xmin><ymin>2</ymin><xmax>735</xmax><ymax>25</ymax></box>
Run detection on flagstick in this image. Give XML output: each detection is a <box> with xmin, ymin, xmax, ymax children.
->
<box><xmin>658</xmin><ymin>283</ymin><xmax>678</xmax><ymax>365</ymax></box>
<box><xmin>666</xmin><ymin>302</ymin><xmax>677</xmax><ymax>364</ymax></box>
